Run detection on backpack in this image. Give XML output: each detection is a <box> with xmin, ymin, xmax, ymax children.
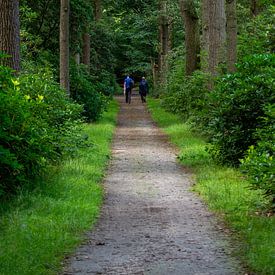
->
<box><xmin>125</xmin><ymin>77</ymin><xmax>133</xmax><ymax>89</ymax></box>
<box><xmin>139</xmin><ymin>80</ymin><xmax>148</xmax><ymax>92</ymax></box>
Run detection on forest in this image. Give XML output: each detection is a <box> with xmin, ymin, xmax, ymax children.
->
<box><xmin>0</xmin><ymin>0</ymin><xmax>274</xmax><ymax>274</ymax></box>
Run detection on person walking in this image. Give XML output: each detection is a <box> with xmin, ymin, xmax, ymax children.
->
<box><xmin>124</xmin><ymin>75</ymin><xmax>134</xmax><ymax>104</ymax></box>
<box><xmin>139</xmin><ymin>76</ymin><xmax>149</xmax><ymax>103</ymax></box>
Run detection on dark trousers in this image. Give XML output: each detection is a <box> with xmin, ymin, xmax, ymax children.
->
<box><xmin>125</xmin><ymin>88</ymin><xmax>131</xmax><ymax>104</ymax></box>
<box><xmin>140</xmin><ymin>91</ymin><xmax>146</xmax><ymax>103</ymax></box>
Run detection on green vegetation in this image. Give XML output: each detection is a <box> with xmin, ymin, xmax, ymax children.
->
<box><xmin>147</xmin><ymin>98</ymin><xmax>275</xmax><ymax>275</ymax></box>
<box><xmin>241</xmin><ymin>104</ymin><xmax>275</xmax><ymax>208</ymax></box>
<box><xmin>158</xmin><ymin>2</ymin><xmax>275</xmax><ymax>206</ymax></box>
<box><xmin>0</xmin><ymin>0</ymin><xmax>274</xmax><ymax>273</ymax></box>
<box><xmin>161</xmin><ymin>53</ymin><xmax>275</xmax><ymax>207</ymax></box>
<box><xmin>0</xmin><ymin>64</ymin><xmax>83</xmax><ymax>196</ymax></box>
<box><xmin>200</xmin><ymin>54</ymin><xmax>274</xmax><ymax>166</ymax></box>
<box><xmin>70</xmin><ymin>63</ymin><xmax>109</xmax><ymax>122</ymax></box>
<box><xmin>0</xmin><ymin>101</ymin><xmax>118</xmax><ymax>275</ymax></box>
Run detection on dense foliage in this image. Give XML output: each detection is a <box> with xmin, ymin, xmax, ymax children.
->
<box><xmin>1</xmin><ymin>0</ymin><xmax>274</xmax><ymax>205</ymax></box>
<box><xmin>238</xmin><ymin>5</ymin><xmax>275</xmax><ymax>59</ymax></box>
<box><xmin>162</xmin><ymin>61</ymin><xmax>208</xmax><ymax>120</ymax></box>
<box><xmin>70</xmin><ymin>63</ymin><xmax>108</xmax><ymax>122</ymax></box>
<box><xmin>20</xmin><ymin>0</ymin><xmax>114</xmax><ymax>121</ymax></box>
<box><xmin>0</xmin><ymin>64</ymin><xmax>83</xmax><ymax>196</ymax></box>
<box><xmin>104</xmin><ymin>0</ymin><xmax>159</xmax><ymax>79</ymax></box>
<box><xmin>241</xmin><ymin>104</ymin><xmax>275</xmax><ymax>205</ymax></box>
<box><xmin>159</xmin><ymin>2</ymin><xmax>275</xmax><ymax>205</ymax></box>
<box><xmin>203</xmin><ymin>54</ymin><xmax>274</xmax><ymax>165</ymax></box>
<box><xmin>1</xmin><ymin>0</ymin><xmax>161</xmax><ymax>197</ymax></box>
<box><xmin>0</xmin><ymin>1</ymin><xmax>274</xmax><ymax>274</ymax></box>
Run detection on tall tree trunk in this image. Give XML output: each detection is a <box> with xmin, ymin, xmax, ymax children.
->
<box><xmin>60</xmin><ymin>0</ymin><xmax>70</xmax><ymax>95</ymax></box>
<box><xmin>158</xmin><ymin>0</ymin><xmax>169</xmax><ymax>84</ymax></box>
<box><xmin>161</xmin><ymin>17</ymin><xmax>169</xmax><ymax>58</ymax></box>
<box><xmin>179</xmin><ymin>0</ymin><xmax>200</xmax><ymax>76</ymax></box>
<box><xmin>168</xmin><ymin>20</ymin><xmax>173</xmax><ymax>51</ymax></box>
<box><xmin>74</xmin><ymin>53</ymin><xmax>80</xmax><ymax>65</ymax></box>
<box><xmin>226</xmin><ymin>0</ymin><xmax>237</xmax><ymax>72</ymax></box>
<box><xmin>81</xmin><ymin>32</ymin><xmax>90</xmax><ymax>68</ymax></box>
<box><xmin>0</xmin><ymin>0</ymin><xmax>20</xmax><ymax>72</ymax></box>
<box><xmin>202</xmin><ymin>0</ymin><xmax>226</xmax><ymax>77</ymax></box>
<box><xmin>81</xmin><ymin>0</ymin><xmax>102</xmax><ymax>69</ymax></box>
<box><xmin>201</xmin><ymin>0</ymin><xmax>209</xmax><ymax>73</ymax></box>
<box><xmin>94</xmin><ymin>0</ymin><xmax>102</xmax><ymax>21</ymax></box>
<box><xmin>152</xmin><ymin>58</ymin><xmax>158</xmax><ymax>89</ymax></box>
<box><xmin>251</xmin><ymin>0</ymin><xmax>260</xmax><ymax>16</ymax></box>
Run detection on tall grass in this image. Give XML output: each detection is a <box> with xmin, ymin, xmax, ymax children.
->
<box><xmin>0</xmin><ymin>101</ymin><xmax>118</xmax><ymax>275</ymax></box>
<box><xmin>147</xmin><ymin>98</ymin><xmax>275</xmax><ymax>275</ymax></box>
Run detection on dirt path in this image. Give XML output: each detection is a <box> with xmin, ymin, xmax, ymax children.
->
<box><xmin>64</xmin><ymin>94</ymin><xmax>244</xmax><ymax>275</ymax></box>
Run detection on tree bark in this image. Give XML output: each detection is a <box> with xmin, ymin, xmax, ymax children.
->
<box><xmin>94</xmin><ymin>0</ymin><xmax>102</xmax><ymax>21</ymax></box>
<box><xmin>74</xmin><ymin>53</ymin><xmax>80</xmax><ymax>65</ymax></box>
<box><xmin>179</xmin><ymin>0</ymin><xmax>200</xmax><ymax>76</ymax></box>
<box><xmin>161</xmin><ymin>16</ymin><xmax>169</xmax><ymax>58</ymax></box>
<box><xmin>81</xmin><ymin>33</ymin><xmax>90</xmax><ymax>68</ymax></box>
<box><xmin>251</xmin><ymin>0</ymin><xmax>260</xmax><ymax>16</ymax></box>
<box><xmin>60</xmin><ymin>0</ymin><xmax>70</xmax><ymax>95</ymax></box>
<box><xmin>226</xmin><ymin>0</ymin><xmax>237</xmax><ymax>72</ymax></box>
<box><xmin>202</xmin><ymin>0</ymin><xmax>226</xmax><ymax>77</ymax></box>
<box><xmin>158</xmin><ymin>0</ymin><xmax>169</xmax><ymax>83</ymax></box>
<box><xmin>0</xmin><ymin>0</ymin><xmax>20</xmax><ymax>72</ymax></box>
<box><xmin>201</xmin><ymin>0</ymin><xmax>209</xmax><ymax>72</ymax></box>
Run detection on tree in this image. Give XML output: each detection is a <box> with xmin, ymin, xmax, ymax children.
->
<box><xmin>60</xmin><ymin>0</ymin><xmax>70</xmax><ymax>95</ymax></box>
<box><xmin>82</xmin><ymin>32</ymin><xmax>90</xmax><ymax>68</ymax></box>
<box><xmin>94</xmin><ymin>0</ymin><xmax>102</xmax><ymax>21</ymax></box>
<box><xmin>201</xmin><ymin>0</ymin><xmax>209</xmax><ymax>72</ymax></box>
<box><xmin>179</xmin><ymin>0</ymin><xmax>200</xmax><ymax>75</ymax></box>
<box><xmin>158</xmin><ymin>0</ymin><xmax>170</xmax><ymax>82</ymax></box>
<box><xmin>251</xmin><ymin>0</ymin><xmax>260</xmax><ymax>16</ymax></box>
<box><xmin>81</xmin><ymin>0</ymin><xmax>102</xmax><ymax>70</ymax></box>
<box><xmin>0</xmin><ymin>0</ymin><xmax>20</xmax><ymax>71</ymax></box>
<box><xmin>226</xmin><ymin>0</ymin><xmax>237</xmax><ymax>72</ymax></box>
<box><xmin>202</xmin><ymin>0</ymin><xmax>226</xmax><ymax>77</ymax></box>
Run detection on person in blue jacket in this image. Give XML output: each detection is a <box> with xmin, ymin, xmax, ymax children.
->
<box><xmin>139</xmin><ymin>77</ymin><xmax>149</xmax><ymax>103</ymax></box>
<box><xmin>124</xmin><ymin>75</ymin><xmax>134</xmax><ymax>104</ymax></box>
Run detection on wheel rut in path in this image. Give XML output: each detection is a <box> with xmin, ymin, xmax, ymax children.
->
<box><xmin>64</xmin><ymin>94</ymin><xmax>244</xmax><ymax>275</ymax></box>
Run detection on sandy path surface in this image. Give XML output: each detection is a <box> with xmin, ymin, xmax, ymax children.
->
<box><xmin>64</xmin><ymin>94</ymin><xmax>244</xmax><ymax>275</ymax></box>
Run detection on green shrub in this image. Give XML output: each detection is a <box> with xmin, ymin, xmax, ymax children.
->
<box><xmin>203</xmin><ymin>54</ymin><xmax>275</xmax><ymax>165</ymax></box>
<box><xmin>241</xmin><ymin>104</ymin><xmax>275</xmax><ymax>206</ymax></box>
<box><xmin>238</xmin><ymin>5</ymin><xmax>275</xmax><ymax>59</ymax></box>
<box><xmin>70</xmin><ymin>64</ymin><xmax>108</xmax><ymax>122</ymax></box>
<box><xmin>162</xmin><ymin>69</ymin><xmax>209</xmax><ymax>120</ymax></box>
<box><xmin>0</xmin><ymin>65</ymin><xmax>83</xmax><ymax>196</ymax></box>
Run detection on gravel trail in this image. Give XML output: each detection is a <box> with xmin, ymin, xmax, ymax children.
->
<box><xmin>64</xmin><ymin>94</ymin><xmax>245</xmax><ymax>275</ymax></box>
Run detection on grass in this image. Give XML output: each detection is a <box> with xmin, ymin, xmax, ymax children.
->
<box><xmin>147</xmin><ymin>98</ymin><xmax>275</xmax><ymax>275</ymax></box>
<box><xmin>0</xmin><ymin>100</ymin><xmax>119</xmax><ymax>275</ymax></box>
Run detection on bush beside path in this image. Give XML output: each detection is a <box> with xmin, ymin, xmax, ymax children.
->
<box><xmin>0</xmin><ymin>101</ymin><xmax>118</xmax><ymax>275</ymax></box>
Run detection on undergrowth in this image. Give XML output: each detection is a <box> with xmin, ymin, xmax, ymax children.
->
<box><xmin>147</xmin><ymin>98</ymin><xmax>275</xmax><ymax>275</ymax></box>
<box><xmin>0</xmin><ymin>100</ymin><xmax>118</xmax><ymax>275</ymax></box>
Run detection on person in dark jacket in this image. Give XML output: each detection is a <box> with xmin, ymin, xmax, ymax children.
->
<box><xmin>124</xmin><ymin>75</ymin><xmax>134</xmax><ymax>104</ymax></box>
<box><xmin>139</xmin><ymin>77</ymin><xmax>149</xmax><ymax>103</ymax></box>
